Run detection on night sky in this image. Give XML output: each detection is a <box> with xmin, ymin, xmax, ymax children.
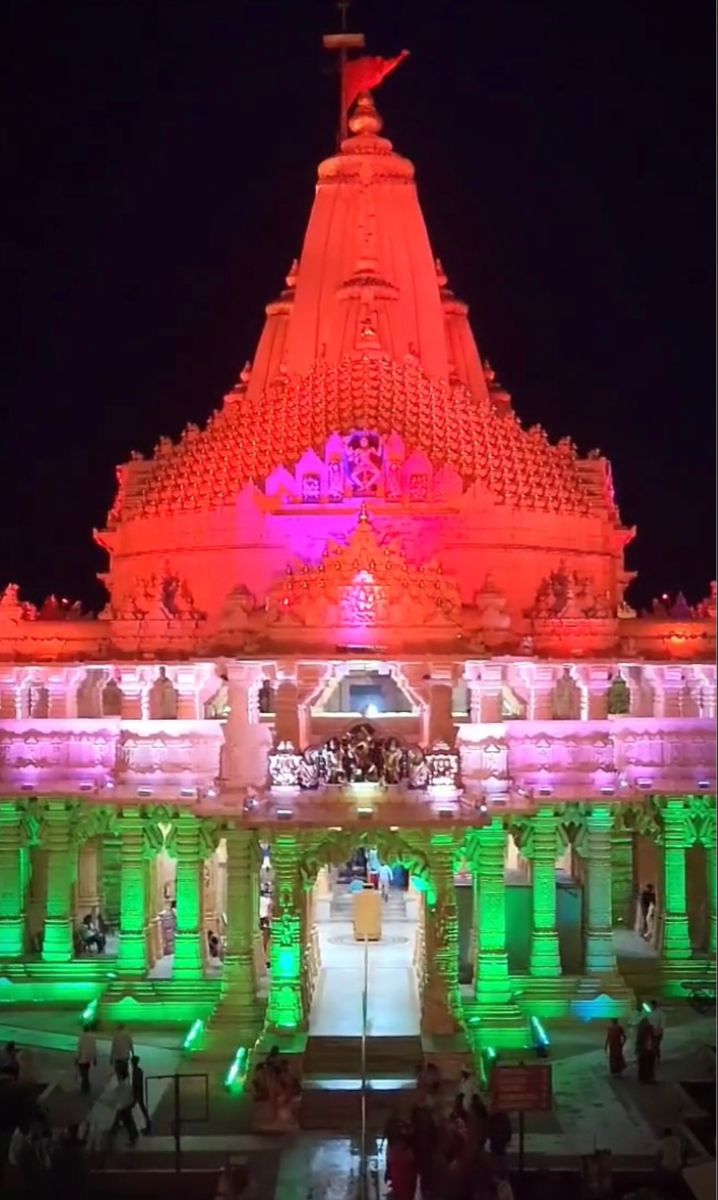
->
<box><xmin>1</xmin><ymin>0</ymin><xmax>714</xmax><ymax>614</ymax></box>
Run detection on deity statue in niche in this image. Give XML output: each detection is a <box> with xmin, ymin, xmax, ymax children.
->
<box><xmin>298</xmin><ymin>748</ymin><xmax>320</xmax><ymax>789</ymax></box>
<box><xmin>327</xmin><ymin>459</ymin><xmax>344</xmax><ymax>501</ymax></box>
<box><xmin>384</xmin><ymin>738</ymin><xmax>404</xmax><ymax>784</ymax></box>
<box><xmin>148</xmin><ymin>666</ymin><xmax>178</xmax><ymax>719</ymax></box>
<box><xmin>340</xmin><ymin>571</ymin><xmax>386</xmax><ymax>627</ymax></box>
<box><xmin>28</xmin><ymin>684</ymin><xmax>49</xmax><ymax>719</ymax></box>
<box><xmin>101</xmin><ymin>677</ymin><xmax>124</xmax><ymax>717</ymax></box>
<box><xmin>551</xmin><ymin>668</ymin><xmax>581</xmax><ymax>720</ymax></box>
<box><xmin>607</xmin><ymin>671</ymin><xmax>631</xmax><ymax>716</ymax></box>
<box><xmin>407</xmin><ymin>745</ymin><xmax>429</xmax><ymax>788</ymax></box>
<box><xmin>345</xmin><ymin>431</ymin><xmax>383</xmax><ymax>495</ymax></box>
<box><xmin>205</xmin><ymin>673</ymin><xmax>230</xmax><ymax>719</ymax></box>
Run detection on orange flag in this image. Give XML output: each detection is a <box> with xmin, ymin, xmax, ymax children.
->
<box><xmin>342</xmin><ymin>50</ymin><xmax>410</xmax><ymax>115</ymax></box>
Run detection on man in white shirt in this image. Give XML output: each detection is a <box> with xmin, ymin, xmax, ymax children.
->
<box><xmin>77</xmin><ymin>1025</ymin><xmax>97</xmax><ymax>1094</ymax></box>
<box><xmin>110</xmin><ymin>1023</ymin><xmax>134</xmax><ymax>1073</ymax></box>
<box><xmin>378</xmin><ymin>863</ymin><xmax>393</xmax><ymax>901</ymax></box>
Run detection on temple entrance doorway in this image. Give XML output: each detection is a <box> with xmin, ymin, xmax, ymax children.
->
<box><xmin>307</xmin><ymin>848</ymin><xmax>422</xmax><ymax>1038</ymax></box>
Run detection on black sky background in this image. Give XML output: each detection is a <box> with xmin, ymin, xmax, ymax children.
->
<box><xmin>1</xmin><ymin>0</ymin><xmax>714</xmax><ymax>613</ymax></box>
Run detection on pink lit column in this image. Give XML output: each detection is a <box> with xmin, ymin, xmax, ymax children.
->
<box><xmin>584</xmin><ymin>806</ymin><xmax>618</xmax><ymax>976</ymax></box>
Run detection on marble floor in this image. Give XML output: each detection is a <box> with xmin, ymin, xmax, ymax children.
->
<box><xmin>309</xmin><ymin>914</ymin><xmax>420</xmax><ymax>1038</ymax></box>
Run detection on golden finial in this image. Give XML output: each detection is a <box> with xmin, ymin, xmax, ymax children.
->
<box><xmin>348</xmin><ymin>94</ymin><xmax>383</xmax><ymax>137</ymax></box>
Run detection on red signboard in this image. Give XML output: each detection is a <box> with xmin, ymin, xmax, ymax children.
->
<box><xmin>491</xmin><ymin>1063</ymin><xmax>552</xmax><ymax>1113</ymax></box>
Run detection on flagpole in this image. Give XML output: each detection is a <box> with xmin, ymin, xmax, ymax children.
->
<box><xmin>323</xmin><ymin>27</ymin><xmax>366</xmax><ymax>148</ymax></box>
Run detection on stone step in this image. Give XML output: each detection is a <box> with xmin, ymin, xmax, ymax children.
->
<box><xmin>302</xmin><ymin>1036</ymin><xmax>362</xmax><ymax>1077</ymax></box>
<box><xmin>299</xmin><ymin>1086</ymin><xmax>411</xmax><ymax>1132</ymax></box>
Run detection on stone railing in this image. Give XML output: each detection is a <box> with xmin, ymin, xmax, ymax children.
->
<box><xmin>457</xmin><ymin>716</ymin><xmax>716</xmax><ymax>802</ymax></box>
<box><xmin>0</xmin><ymin>718</ymin><xmax>225</xmax><ymax>798</ymax></box>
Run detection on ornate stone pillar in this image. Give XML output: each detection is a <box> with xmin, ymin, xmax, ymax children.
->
<box><xmin>473</xmin><ymin>819</ymin><xmax>512</xmax><ymax>1006</ymax></box>
<box><xmin>705</xmin><ymin>822</ymin><xmax>717</xmax><ymax>960</ymax></box>
<box><xmin>267</xmin><ymin>832</ymin><xmax>304</xmax><ymax>1032</ymax></box>
<box><xmin>42</xmin><ymin>801</ymin><xmax>75</xmax><ymax>963</ymax></box>
<box><xmin>171</xmin><ymin>812</ymin><xmax>204</xmax><ymax>980</ymax></box>
<box><xmin>0</xmin><ymin>802</ymin><xmax>27</xmax><ymax>958</ymax></box>
<box><xmin>422</xmin><ymin>834</ymin><xmax>461</xmax><ymax>1034</ymax></box>
<box><xmin>584</xmin><ymin>806</ymin><xmax>618</xmax><ymax>975</ymax></box>
<box><xmin>610</xmin><ymin>827</ymin><xmax>635</xmax><ymax>928</ymax></box>
<box><xmin>117</xmin><ymin>808</ymin><xmax>148</xmax><ymax>976</ymax></box>
<box><xmin>221</xmin><ymin>827</ymin><xmax>262</xmax><ymax>1035</ymax></box>
<box><xmin>76</xmin><ymin>838</ymin><xmax>100</xmax><ymax>919</ymax></box>
<box><xmin>471</xmin><ymin>818</ymin><xmax>528</xmax><ymax>1046</ymax></box>
<box><xmin>661</xmin><ymin>798</ymin><xmax>692</xmax><ymax>961</ymax></box>
<box><xmin>528</xmin><ymin>809</ymin><xmax>562</xmax><ymax>979</ymax></box>
<box><xmin>219</xmin><ymin>664</ymin><xmax>268</xmax><ymax>790</ymax></box>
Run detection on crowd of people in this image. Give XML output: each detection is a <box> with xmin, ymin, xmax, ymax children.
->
<box><xmin>604</xmin><ymin>1000</ymin><xmax>666</xmax><ymax>1083</ymax></box>
<box><xmin>251</xmin><ymin>1045</ymin><xmax>302</xmax><ymax>1131</ymax></box>
<box><xmin>1</xmin><ymin>1021</ymin><xmax>154</xmax><ymax>1194</ymax></box>
<box><xmin>383</xmin><ymin>1063</ymin><xmax>514</xmax><ymax>1200</ymax></box>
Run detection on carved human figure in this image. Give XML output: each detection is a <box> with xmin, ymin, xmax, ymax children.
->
<box><xmin>384</xmin><ymin>738</ymin><xmax>404</xmax><ymax>784</ymax></box>
<box><xmin>407</xmin><ymin>746</ymin><xmax>429</xmax><ymax>788</ymax></box>
<box><xmin>606</xmin><ymin>672</ymin><xmax>631</xmax><ymax>716</ymax></box>
<box><xmin>148</xmin><ymin>666</ymin><xmax>178</xmax><ymax>719</ymax></box>
<box><xmin>205</xmin><ymin>674</ymin><xmax>230</xmax><ymax>719</ymax></box>
<box><xmin>101</xmin><ymin>677</ymin><xmax>124</xmax><ymax>717</ymax></box>
<box><xmin>28</xmin><ymin>684</ymin><xmax>49</xmax><ymax>719</ymax></box>
<box><xmin>551</xmin><ymin>668</ymin><xmax>581</xmax><ymax>720</ymax></box>
<box><xmin>298</xmin><ymin>748</ymin><xmax>320</xmax><ymax>789</ymax></box>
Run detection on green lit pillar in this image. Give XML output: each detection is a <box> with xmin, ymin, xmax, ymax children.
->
<box><xmin>705</xmin><ymin>824</ymin><xmax>716</xmax><ymax>960</ymax></box>
<box><xmin>422</xmin><ymin>833</ymin><xmax>462</xmax><ymax>1034</ymax></box>
<box><xmin>117</xmin><ymin>808</ymin><xmax>148</xmax><ymax>976</ymax></box>
<box><xmin>474</xmin><ymin>819</ymin><xmax>511</xmax><ymax>1005</ymax></box>
<box><xmin>172</xmin><ymin>812</ymin><xmax>204</xmax><ymax>980</ymax></box>
<box><xmin>610</xmin><ymin>827</ymin><xmax>635</xmax><ymax>928</ymax></box>
<box><xmin>661</xmin><ymin>798</ymin><xmax>692</xmax><ymax>961</ymax></box>
<box><xmin>221</xmin><ymin>826</ymin><xmax>262</xmax><ymax>1034</ymax></box>
<box><xmin>267</xmin><ymin>832</ymin><xmax>303</xmax><ymax>1032</ymax></box>
<box><xmin>41</xmin><ymin>801</ymin><xmax>74</xmax><ymax>964</ymax></box>
<box><xmin>584</xmin><ymin>806</ymin><xmax>618</xmax><ymax>976</ymax></box>
<box><xmin>472</xmin><ymin>818</ymin><xmax>528</xmax><ymax>1047</ymax></box>
<box><xmin>0</xmin><ymin>802</ymin><xmax>26</xmax><ymax>958</ymax></box>
<box><xmin>529</xmin><ymin>809</ymin><xmax>562</xmax><ymax>978</ymax></box>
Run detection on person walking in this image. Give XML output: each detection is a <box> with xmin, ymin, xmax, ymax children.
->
<box><xmin>131</xmin><ymin>1054</ymin><xmax>152</xmax><ymax>1134</ymax></box>
<box><xmin>76</xmin><ymin>1025</ymin><xmax>97</xmax><ymax>1094</ymax></box>
<box><xmin>605</xmin><ymin>1018</ymin><xmax>627</xmax><ymax>1077</ymax></box>
<box><xmin>649</xmin><ymin>1000</ymin><xmax>665</xmax><ymax>1061</ymax></box>
<box><xmin>635</xmin><ymin>1017</ymin><xmax>657</xmax><ymax>1083</ymax></box>
<box><xmin>109</xmin><ymin>1023</ymin><xmax>134</xmax><ymax>1074</ymax></box>
<box><xmin>110</xmin><ymin>1063</ymin><xmax>139</xmax><ymax>1145</ymax></box>
<box><xmin>379</xmin><ymin>861</ymin><xmax>393</xmax><ymax>901</ymax></box>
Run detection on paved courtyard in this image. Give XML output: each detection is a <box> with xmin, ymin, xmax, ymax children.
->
<box><xmin>0</xmin><ymin>999</ymin><xmax>714</xmax><ymax>1196</ymax></box>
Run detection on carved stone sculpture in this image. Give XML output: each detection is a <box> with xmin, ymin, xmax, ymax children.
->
<box><xmin>148</xmin><ymin>667</ymin><xmax>178</xmax><ymax>719</ymax></box>
<box><xmin>606</xmin><ymin>671</ymin><xmax>631</xmax><ymax>716</ymax></box>
<box><xmin>551</xmin><ymin>668</ymin><xmax>581</xmax><ymax>720</ymax></box>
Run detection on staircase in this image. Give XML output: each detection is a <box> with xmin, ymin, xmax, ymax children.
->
<box><xmin>300</xmin><ymin>1033</ymin><xmax>421</xmax><ymax>1132</ymax></box>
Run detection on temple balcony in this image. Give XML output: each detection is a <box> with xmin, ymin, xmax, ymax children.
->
<box><xmin>0</xmin><ymin>718</ymin><xmax>224</xmax><ymax>802</ymax></box>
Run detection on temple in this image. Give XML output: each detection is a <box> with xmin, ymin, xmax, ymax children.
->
<box><xmin>0</xmin><ymin>82</ymin><xmax>715</xmax><ymax>1072</ymax></box>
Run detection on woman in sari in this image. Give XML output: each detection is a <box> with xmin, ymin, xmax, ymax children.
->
<box><xmin>635</xmin><ymin>1016</ymin><xmax>657</xmax><ymax>1083</ymax></box>
<box><xmin>386</xmin><ymin>1131</ymin><xmax>418</xmax><ymax>1200</ymax></box>
<box><xmin>605</xmin><ymin>1018</ymin><xmax>627</xmax><ymax>1076</ymax></box>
